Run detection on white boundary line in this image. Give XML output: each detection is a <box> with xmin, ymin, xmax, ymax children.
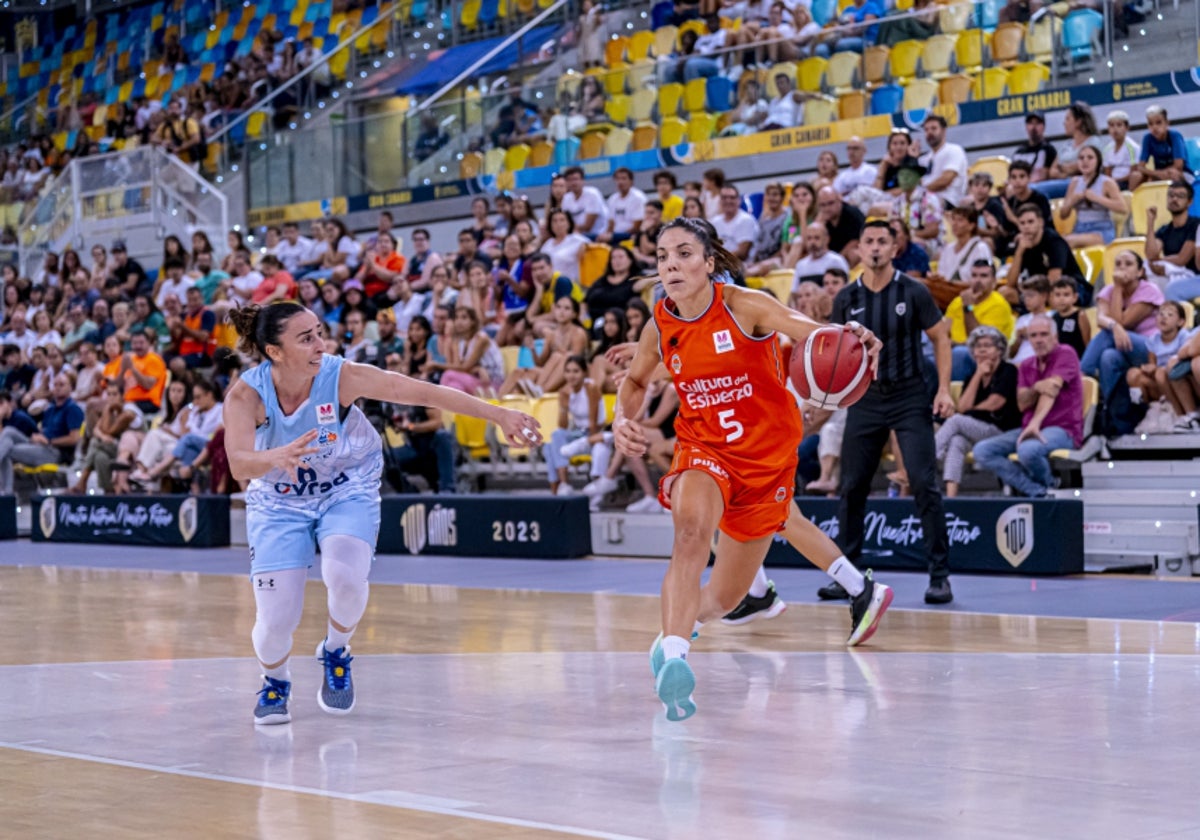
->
<box><xmin>0</xmin><ymin>741</ymin><xmax>651</xmax><ymax>840</ymax></box>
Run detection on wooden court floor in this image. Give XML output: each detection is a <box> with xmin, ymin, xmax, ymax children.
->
<box><xmin>2</xmin><ymin>564</ymin><xmax>1199</xmax><ymax>839</ymax></box>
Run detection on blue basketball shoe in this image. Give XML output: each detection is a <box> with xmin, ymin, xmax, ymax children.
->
<box><xmin>656</xmin><ymin>658</ymin><xmax>697</xmax><ymax>722</ymax></box>
<box><xmin>316</xmin><ymin>642</ymin><xmax>355</xmax><ymax>715</ymax></box>
<box><xmin>254</xmin><ymin>676</ymin><xmax>292</xmax><ymax>726</ymax></box>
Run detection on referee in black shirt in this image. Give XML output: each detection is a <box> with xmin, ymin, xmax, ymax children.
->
<box><xmin>823</xmin><ymin>220</ymin><xmax>956</xmax><ymax>604</ymax></box>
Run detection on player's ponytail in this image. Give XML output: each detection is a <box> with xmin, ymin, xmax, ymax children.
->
<box><xmin>657</xmin><ymin>217</ymin><xmax>744</xmax><ymax>283</ymax></box>
<box><xmin>228</xmin><ymin>300</ymin><xmax>307</xmax><ymax>358</ymax></box>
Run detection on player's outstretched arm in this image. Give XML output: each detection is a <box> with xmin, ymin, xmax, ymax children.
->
<box><xmin>613</xmin><ymin>320</ymin><xmax>662</xmax><ymax>457</ymax></box>
<box><xmin>340</xmin><ymin>360</ymin><xmax>543</xmax><ymax>446</ymax></box>
<box><xmin>223</xmin><ymin>379</ymin><xmax>320</xmax><ymax>481</ymax></box>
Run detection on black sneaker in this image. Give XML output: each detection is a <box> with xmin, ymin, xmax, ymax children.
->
<box><xmin>817</xmin><ymin>581</ymin><xmax>850</xmax><ymax>600</ymax></box>
<box><xmin>721</xmin><ymin>583</ymin><xmax>787</xmax><ymax>625</ymax></box>
<box><xmin>924</xmin><ymin>578</ymin><xmax>953</xmax><ymax>605</ymax></box>
<box><xmin>847</xmin><ymin>572</ymin><xmax>893</xmax><ymax>646</ymax></box>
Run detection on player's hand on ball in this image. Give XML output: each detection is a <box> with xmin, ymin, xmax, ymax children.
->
<box><xmin>499</xmin><ymin>409</ymin><xmax>542</xmax><ymax>446</ymax></box>
<box><xmin>279</xmin><ymin>429</ymin><xmax>321</xmax><ymax>471</ymax></box>
<box><xmin>613</xmin><ymin>416</ymin><xmax>648</xmax><ymax>457</ymax></box>
<box><xmin>845</xmin><ymin>321</ymin><xmax>882</xmax><ymax>377</ymax></box>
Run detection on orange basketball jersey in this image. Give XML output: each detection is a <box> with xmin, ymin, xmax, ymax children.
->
<box><xmin>655</xmin><ymin>283</ymin><xmax>803</xmax><ymax>467</ymax></box>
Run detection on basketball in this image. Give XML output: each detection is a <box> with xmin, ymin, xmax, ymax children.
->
<box><xmin>790</xmin><ymin>325</ymin><xmax>873</xmax><ymax>410</ymax></box>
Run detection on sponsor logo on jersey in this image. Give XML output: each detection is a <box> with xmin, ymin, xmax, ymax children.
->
<box><xmin>317</xmin><ymin>428</ymin><xmax>339</xmax><ymax>447</ymax></box>
<box><xmin>274</xmin><ymin>466</ymin><xmax>350</xmax><ymax>495</ymax></box>
<box><xmin>712</xmin><ymin>329</ymin><xmax>735</xmax><ymax>354</ymax></box>
<box><xmin>316</xmin><ymin>402</ymin><xmax>337</xmax><ymax>424</ymax></box>
<box><xmin>677</xmin><ymin>373</ymin><xmax>754</xmax><ymax>410</ymax></box>
<box><xmin>774</xmin><ymin>486</ymin><xmax>788</xmax><ymax>502</ymax></box>
<box><xmin>689</xmin><ymin>454</ymin><xmax>729</xmax><ymax>479</ymax></box>
<box><xmin>671</xmin><ymin>354</ymin><xmax>682</xmax><ymax>374</ymax></box>
<box><xmin>895</xmin><ymin>302</ymin><xmax>906</xmax><ymax>316</ymax></box>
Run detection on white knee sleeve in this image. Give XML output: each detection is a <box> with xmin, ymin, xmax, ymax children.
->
<box><xmin>251</xmin><ymin>568</ymin><xmax>308</xmax><ymax>667</ymax></box>
<box><xmin>320</xmin><ymin>534</ymin><xmax>372</xmax><ymax>631</ymax></box>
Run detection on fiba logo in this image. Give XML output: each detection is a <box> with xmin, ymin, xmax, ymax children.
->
<box><xmin>179</xmin><ymin>497</ymin><xmax>197</xmax><ymax>543</ymax></box>
<box><xmin>996</xmin><ymin>504</ymin><xmax>1034</xmax><ymax>568</ymax></box>
<box><xmin>401</xmin><ymin>503</ymin><xmax>459</xmax><ymax>554</ymax></box>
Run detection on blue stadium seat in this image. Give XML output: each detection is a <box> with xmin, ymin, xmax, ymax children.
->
<box><xmin>870</xmin><ymin>84</ymin><xmax>903</xmax><ymax>115</ymax></box>
<box><xmin>480</xmin><ymin>0</ymin><xmax>500</xmax><ymax>25</ymax></box>
<box><xmin>742</xmin><ymin>192</ymin><xmax>764</xmax><ymax>219</ymax></box>
<box><xmin>1062</xmin><ymin>10</ymin><xmax>1103</xmax><ymax>62</ymax></box>
<box><xmin>812</xmin><ymin>0</ymin><xmax>838</xmax><ymax>26</ymax></box>
<box><xmin>1186</xmin><ymin>136</ymin><xmax>1200</xmax><ymax>174</ymax></box>
<box><xmin>554</xmin><ymin>137</ymin><xmax>581</xmax><ymax>167</ymax></box>
<box><xmin>976</xmin><ymin>0</ymin><xmax>1003</xmax><ymax>30</ymax></box>
<box><xmin>706</xmin><ymin>76</ymin><xmax>733</xmax><ymax>112</ymax></box>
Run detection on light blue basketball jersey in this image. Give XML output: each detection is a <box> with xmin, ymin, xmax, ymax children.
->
<box><xmin>242</xmin><ymin>354</ymin><xmax>383</xmax><ymax>511</ymax></box>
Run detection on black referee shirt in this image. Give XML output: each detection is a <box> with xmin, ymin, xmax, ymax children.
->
<box><xmin>831</xmin><ymin>271</ymin><xmax>941</xmax><ymax>385</ymax></box>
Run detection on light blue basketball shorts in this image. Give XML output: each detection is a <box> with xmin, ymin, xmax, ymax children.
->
<box><xmin>246</xmin><ymin>492</ymin><xmax>381</xmax><ymax>577</ymax></box>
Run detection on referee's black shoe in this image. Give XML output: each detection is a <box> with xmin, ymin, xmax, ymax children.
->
<box><xmin>924</xmin><ymin>578</ymin><xmax>953</xmax><ymax>604</ymax></box>
<box><xmin>817</xmin><ymin>581</ymin><xmax>850</xmax><ymax>600</ymax></box>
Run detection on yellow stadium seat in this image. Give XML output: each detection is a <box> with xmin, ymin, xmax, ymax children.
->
<box><xmin>529</xmin><ymin>141</ymin><xmax>554</xmax><ymax>167</ymax></box>
<box><xmin>687</xmin><ymin>112</ymin><xmax>718</xmax><ymax>141</ymax></box>
<box><xmin>579</xmin><ymin>243</ymin><xmax>611</xmax><ymax>287</ymax></box>
<box><xmin>1114</xmin><ymin>190</ymin><xmax>1132</xmax><ymax>237</ymax></box>
<box><xmin>683</xmin><ymin>77</ymin><xmax>708</xmax><ymax>112</ymax></box>
<box><xmin>500</xmin><ymin>346</ymin><xmax>521</xmax><ymax>377</ymax></box>
<box><xmin>1102</xmin><ymin>237</ymin><xmax>1146</xmax><ymax>287</ymax></box>
<box><xmin>969</xmin><ymin>156</ymin><xmax>1010</xmax><ymax>191</ymax></box>
<box><xmin>602</xmin><ymin>64</ymin><xmax>629</xmax><ymax>96</ymax></box>
<box><xmin>246</xmin><ymin>111</ymin><xmax>267</xmax><ymax>138</ymax></box>
<box><xmin>657</xmin><ymin>83</ymin><xmax>684</xmax><ymax>119</ymax></box>
<box><xmin>631</xmin><ymin>124</ymin><xmax>658</xmax><ymax>151</ymax></box>
<box><xmin>921</xmin><ymin>35</ymin><xmax>957</xmax><ymax>79</ymax></box>
<box><xmin>652</xmin><ymin>25</ymin><xmax>678</xmax><ymax>58</ymax></box>
<box><xmin>328</xmin><ymin>49</ymin><xmax>350</xmax><ymax>80</ymax></box>
<box><xmin>1075</xmin><ymin>245</ymin><xmax>1104</xmax><ymax>287</ymax></box>
<box><xmin>606</xmin><ymin>94</ymin><xmax>630</xmax><ymax>124</ymax></box>
<box><xmin>889</xmin><ymin>40</ymin><xmax>924</xmax><ymax>84</ymax></box>
<box><xmin>902</xmin><ymin>78</ymin><xmax>938</xmax><ymax>111</ymax></box>
<box><xmin>1025</xmin><ymin>17</ymin><xmax>1055</xmax><ymax>62</ymax></box>
<box><xmin>863</xmin><ymin>45</ymin><xmax>889</xmax><ymax>88</ymax></box>
<box><xmin>628</xmin><ymin>31</ymin><xmax>654</xmax><ymax>62</ymax></box>
<box><xmin>91</xmin><ymin>104</ymin><xmax>108</xmax><ymax>127</ymax></box>
<box><xmin>803</xmin><ymin>96</ymin><xmax>838</xmax><ymax>126</ymax></box>
<box><xmin>557</xmin><ymin>72</ymin><xmax>583</xmax><ymax>101</ymax></box>
<box><xmin>579</xmin><ymin>130</ymin><xmax>607</xmax><ymax>160</ymax></box>
<box><xmin>973</xmin><ymin>67</ymin><xmax>1009</xmax><ymax>100</ymax></box>
<box><xmin>1130</xmin><ymin>181</ymin><xmax>1171</xmax><ymax>236</ymax></box>
<box><xmin>939</xmin><ymin>2</ymin><xmax>973</xmax><ymax>33</ymax></box>
<box><xmin>938</xmin><ymin>73</ymin><xmax>973</xmax><ymax>105</ymax></box>
<box><xmin>626</xmin><ymin>59</ymin><xmax>657</xmax><ymax>90</ymax></box>
<box><xmin>659</xmin><ymin>116</ymin><xmax>687</xmax><ymax>147</ymax></box>
<box><xmin>839</xmin><ymin>91</ymin><xmax>866</xmax><ymax>120</ymax></box>
<box><xmin>825</xmin><ymin>51</ymin><xmax>859</xmax><ymax>94</ymax></box>
<box><xmin>992</xmin><ymin>22</ymin><xmax>1025</xmax><ymax>68</ymax></box>
<box><xmin>504</xmin><ymin>144</ymin><xmax>531</xmax><ymax>172</ymax></box>
<box><xmin>955</xmin><ymin>29</ymin><xmax>987</xmax><ymax>74</ymax></box>
<box><xmin>459</xmin><ymin>151</ymin><xmax>484</xmax><ymax>179</ymax></box>
<box><xmin>759</xmin><ymin>269</ymin><xmax>794</xmax><ymax>303</ymax></box>
<box><xmin>460</xmin><ymin>0</ymin><xmax>481</xmax><ymax>28</ymax></box>
<box><xmin>1008</xmin><ymin>61</ymin><xmax>1050</xmax><ymax>94</ymax></box>
<box><xmin>796</xmin><ymin>56</ymin><xmax>827</xmax><ymax>93</ymax></box>
<box><xmin>677</xmin><ymin>19</ymin><xmax>707</xmax><ymax>44</ymax></box>
<box><xmin>1053</xmin><ymin>198</ymin><xmax>1076</xmax><ymax>236</ymax></box>
<box><xmin>604</xmin><ymin>126</ymin><xmax>633</xmax><ymax>156</ymax></box>
<box><xmin>605</xmin><ymin>36</ymin><xmax>628</xmax><ymax>66</ymax></box>
<box><xmin>630</xmin><ymin>88</ymin><xmax>656</xmax><ymax>123</ymax></box>
<box><xmin>484</xmin><ymin>146</ymin><xmax>507</xmax><ymax>174</ymax></box>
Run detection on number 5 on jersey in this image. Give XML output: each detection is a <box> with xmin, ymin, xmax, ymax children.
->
<box><xmin>718</xmin><ymin>409</ymin><xmax>744</xmax><ymax>442</ymax></box>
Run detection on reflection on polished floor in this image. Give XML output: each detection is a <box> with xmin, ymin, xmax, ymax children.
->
<box><xmin>3</xmin><ymin>564</ymin><xmax>1200</xmax><ymax>839</ymax></box>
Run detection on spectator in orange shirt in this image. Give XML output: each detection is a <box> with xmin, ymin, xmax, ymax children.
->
<box><xmin>252</xmin><ymin>255</ymin><xmax>297</xmax><ymax>304</ymax></box>
<box><xmin>355</xmin><ymin>231</ymin><xmax>407</xmax><ymax>302</ymax></box>
<box><xmin>119</xmin><ymin>330</ymin><xmax>168</xmax><ymax>413</ymax></box>
<box><xmin>166</xmin><ymin>287</ymin><xmax>217</xmax><ymax>376</ymax></box>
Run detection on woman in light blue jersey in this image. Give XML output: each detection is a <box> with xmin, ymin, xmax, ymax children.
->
<box><xmin>225</xmin><ymin>301</ymin><xmax>542</xmax><ymax>726</ymax></box>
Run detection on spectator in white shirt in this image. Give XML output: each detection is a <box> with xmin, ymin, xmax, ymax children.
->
<box><xmin>560</xmin><ymin>166</ymin><xmax>609</xmax><ymax>239</ymax></box>
<box><xmin>936</xmin><ymin>206</ymin><xmax>994</xmax><ymax>283</ymax></box>
<box><xmin>791</xmin><ymin>223</ymin><xmax>850</xmax><ymax>294</ymax></box>
<box><xmin>154</xmin><ymin>258</ymin><xmax>195</xmax><ymax>310</ymax></box>
<box><xmin>918</xmin><ymin>114</ymin><xmax>968</xmax><ymax>209</ymax></box>
<box><xmin>600</xmin><ymin>167</ymin><xmax>647</xmax><ymax>244</ymax></box>
<box><xmin>711</xmin><ymin>185</ymin><xmax>760</xmax><ymax>261</ymax></box>
<box><xmin>228</xmin><ymin>251</ymin><xmax>264</xmax><ymax>305</ymax></box>
<box><xmin>1101</xmin><ymin>109</ymin><xmax>1140</xmax><ymax>189</ymax></box>
<box><xmin>761</xmin><ymin>72</ymin><xmax>809</xmax><ymax>131</ymax></box>
<box><xmin>833</xmin><ymin>136</ymin><xmax>878</xmax><ymax>197</ymax></box>
<box><xmin>274</xmin><ymin>221</ymin><xmax>314</xmax><ymax>275</ymax></box>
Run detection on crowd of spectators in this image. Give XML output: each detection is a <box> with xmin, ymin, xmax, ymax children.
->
<box><xmin>3</xmin><ymin>94</ymin><xmax>1198</xmax><ymax>504</ymax></box>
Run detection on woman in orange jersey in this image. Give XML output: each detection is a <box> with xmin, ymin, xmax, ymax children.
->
<box><xmin>614</xmin><ymin>218</ymin><xmax>887</xmax><ymax>721</ymax></box>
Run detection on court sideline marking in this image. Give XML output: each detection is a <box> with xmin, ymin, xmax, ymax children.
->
<box><xmin>0</xmin><ymin>741</ymin><xmax>651</xmax><ymax>840</ymax></box>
